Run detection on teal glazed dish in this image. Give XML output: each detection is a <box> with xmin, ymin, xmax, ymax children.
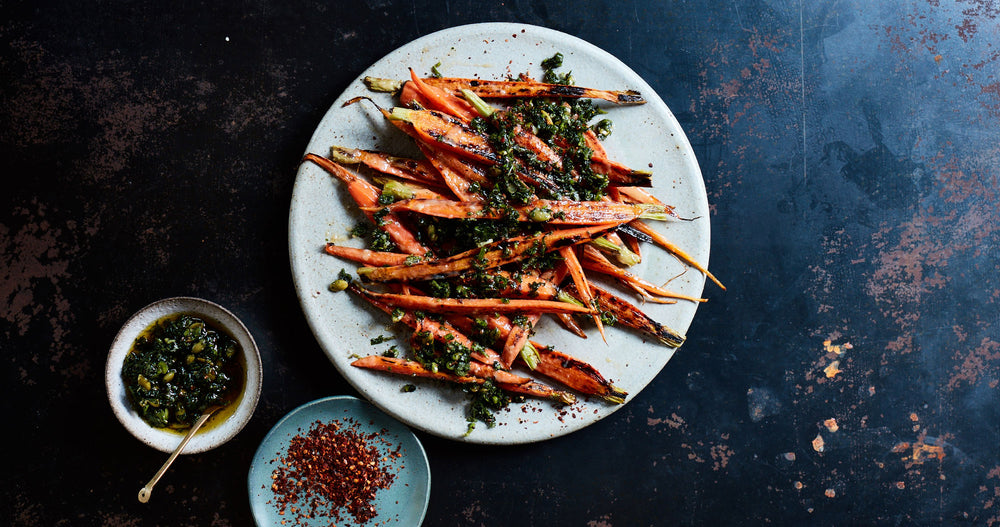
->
<box><xmin>248</xmin><ymin>396</ymin><xmax>430</xmax><ymax>526</ymax></box>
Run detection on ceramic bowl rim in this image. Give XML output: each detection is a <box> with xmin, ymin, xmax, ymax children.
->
<box><xmin>105</xmin><ymin>296</ymin><xmax>263</xmax><ymax>454</ymax></box>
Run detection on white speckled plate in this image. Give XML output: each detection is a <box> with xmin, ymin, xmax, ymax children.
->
<box><xmin>288</xmin><ymin>23</ymin><xmax>709</xmax><ymax>444</ymax></box>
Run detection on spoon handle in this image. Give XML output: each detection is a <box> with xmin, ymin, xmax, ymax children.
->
<box><xmin>137</xmin><ymin>410</ymin><xmax>216</xmax><ymax>503</ymax></box>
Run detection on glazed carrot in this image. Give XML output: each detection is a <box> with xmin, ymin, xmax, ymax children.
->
<box><xmin>303</xmin><ymin>153</ymin><xmax>431</xmax><ymax>255</ymax></box>
<box><xmin>421</xmin><ymin>77</ymin><xmax>646</xmax><ymax>105</ymax></box>
<box><xmin>530</xmin><ymin>343</ymin><xmax>628</xmax><ymax>404</ymax></box>
<box><xmin>629</xmin><ymin>220</ymin><xmax>725</xmax><ymax>290</ymax></box>
<box><xmin>324</xmin><ymin>244</ymin><xmax>418</xmax><ymax>267</ymax></box>
<box><xmin>351</xmin><ymin>355</ymin><xmax>574</xmax><ymax>403</ymax></box>
<box><xmin>581</xmin><ymin>245</ymin><xmax>706</xmax><ymax>303</ymax></box>
<box><xmin>353</xmin><ymin>285</ymin><xmax>503</xmax><ymax>365</ymax></box>
<box><xmin>561</xmin><ymin>245</ymin><xmax>606</xmax><ymax>341</ymax></box>
<box><xmin>398</xmin><ymin>79</ymin><xmax>431</xmax><ymax>108</ymax></box>
<box><xmin>352</xmin><ymin>287</ymin><xmax>595</xmax><ymax>316</ymax></box>
<box><xmin>456</xmin><ymin>269</ymin><xmax>560</xmax><ymax>300</ymax></box>
<box><xmin>566</xmin><ymin>283</ymin><xmax>686</xmax><ymax>347</ymax></box>
<box><xmin>388</xmin><ymin>107</ymin><xmax>497</xmax><ymax>164</ymax></box>
<box><xmin>357</xmin><ymin>223</ymin><xmax>621</xmax><ymax>282</ymax></box>
<box><xmin>415</xmin><ymin>141</ymin><xmax>482</xmax><ymax>201</ymax></box>
<box><xmin>500</xmin><ymin>313</ymin><xmax>540</xmax><ymax>368</ymax></box>
<box><xmin>387</xmin><ymin>198</ymin><xmax>671</xmax><ymax>225</ymax></box>
<box><xmin>446</xmin><ymin>314</ymin><xmax>623</xmax><ymax>401</ymax></box>
<box><xmin>554</xmin><ymin>312</ymin><xmax>588</xmax><ymax>338</ymax></box>
<box><xmin>328</xmin><ymin>145</ymin><xmax>444</xmax><ymax>187</ymax></box>
<box><xmin>408</xmin><ymin>69</ymin><xmax>480</xmax><ymax>121</ymax></box>
<box><xmin>444</xmin><ymin>312</ymin><xmax>541</xmax><ymax>370</ymax></box>
<box><xmin>353</xmin><ymin>355</ymin><xmax>474</xmax><ymax>384</ymax></box>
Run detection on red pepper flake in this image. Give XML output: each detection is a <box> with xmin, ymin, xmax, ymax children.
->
<box><xmin>269</xmin><ymin>418</ymin><xmax>400</xmax><ymax>525</ymax></box>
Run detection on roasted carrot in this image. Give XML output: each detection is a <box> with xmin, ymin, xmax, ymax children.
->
<box><xmin>303</xmin><ymin>153</ymin><xmax>431</xmax><ymax>255</ymax></box>
<box><xmin>500</xmin><ymin>313</ymin><xmax>540</xmax><ymax>368</ymax></box>
<box><xmin>408</xmin><ymin>69</ymin><xmax>480</xmax><ymax>121</ymax></box>
<box><xmin>421</xmin><ymin>77</ymin><xmax>646</xmax><ymax>105</ymax></box>
<box><xmin>566</xmin><ymin>283</ymin><xmax>686</xmax><ymax>347</ymax></box>
<box><xmin>324</xmin><ymin>244</ymin><xmax>418</xmax><ymax>267</ymax></box>
<box><xmin>328</xmin><ymin>145</ymin><xmax>445</xmax><ymax>187</ymax></box>
<box><xmin>357</xmin><ymin>223</ymin><xmax>621</xmax><ymax>282</ymax></box>
<box><xmin>559</xmin><ymin>246</ymin><xmax>606</xmax><ymax>342</ymax></box>
<box><xmin>629</xmin><ymin>220</ymin><xmax>725</xmax><ymax>290</ymax></box>
<box><xmin>351</xmin><ymin>355</ymin><xmax>574</xmax><ymax>403</ymax></box>
<box><xmin>456</xmin><ymin>269</ymin><xmax>560</xmax><ymax>300</ymax></box>
<box><xmin>581</xmin><ymin>245</ymin><xmax>706</xmax><ymax>303</ymax></box>
<box><xmin>386</xmin><ymin>198</ymin><xmax>672</xmax><ymax>225</ymax></box>
<box><xmin>352</xmin><ymin>286</ymin><xmax>596</xmax><ymax>316</ymax></box>
<box><xmin>388</xmin><ymin>107</ymin><xmax>497</xmax><ymax>164</ymax></box>
<box><xmin>415</xmin><ymin>141</ymin><xmax>482</xmax><ymax>201</ymax></box>
<box><xmin>354</xmin><ymin>285</ymin><xmax>504</xmax><ymax>366</ymax></box>
<box><xmin>530</xmin><ymin>343</ymin><xmax>628</xmax><ymax>404</ymax></box>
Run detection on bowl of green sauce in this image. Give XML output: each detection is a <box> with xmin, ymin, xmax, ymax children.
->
<box><xmin>106</xmin><ymin>297</ymin><xmax>263</xmax><ymax>453</ymax></box>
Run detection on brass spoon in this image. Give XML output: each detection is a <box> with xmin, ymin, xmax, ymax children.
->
<box><xmin>138</xmin><ymin>406</ymin><xmax>222</xmax><ymax>503</ymax></box>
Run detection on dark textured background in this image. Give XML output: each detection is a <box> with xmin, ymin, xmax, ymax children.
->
<box><xmin>4</xmin><ymin>1</ymin><xmax>999</xmax><ymax>525</ymax></box>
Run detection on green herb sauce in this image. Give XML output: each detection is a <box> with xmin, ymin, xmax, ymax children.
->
<box><xmin>122</xmin><ymin>314</ymin><xmax>243</xmax><ymax>430</ymax></box>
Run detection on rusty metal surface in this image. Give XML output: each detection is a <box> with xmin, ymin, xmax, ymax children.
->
<box><xmin>3</xmin><ymin>1</ymin><xmax>999</xmax><ymax>525</ymax></box>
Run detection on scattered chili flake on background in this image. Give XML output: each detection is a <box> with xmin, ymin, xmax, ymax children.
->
<box><xmin>269</xmin><ymin>418</ymin><xmax>401</xmax><ymax>525</ymax></box>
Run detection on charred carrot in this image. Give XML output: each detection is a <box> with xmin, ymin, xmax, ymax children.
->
<box><xmin>386</xmin><ymin>198</ymin><xmax>671</xmax><ymax>224</ymax></box>
<box><xmin>355</xmin><ymin>286</ymin><xmax>504</xmax><ymax>366</ymax></box>
<box><xmin>456</xmin><ymin>270</ymin><xmax>560</xmax><ymax>300</ymax></box>
<box><xmin>500</xmin><ymin>378</ymin><xmax>576</xmax><ymax>405</ymax></box>
<box><xmin>530</xmin><ymin>343</ymin><xmax>628</xmax><ymax>404</ymax></box>
<box><xmin>566</xmin><ymin>283</ymin><xmax>686</xmax><ymax>347</ymax></box>
<box><xmin>581</xmin><ymin>245</ymin><xmax>706</xmax><ymax>303</ymax></box>
<box><xmin>351</xmin><ymin>355</ymin><xmax>574</xmax><ymax>403</ymax></box>
<box><xmin>629</xmin><ymin>220</ymin><xmax>725</xmax><ymax>290</ymax></box>
<box><xmin>357</xmin><ymin>223</ymin><xmax>621</xmax><ymax>282</ymax></box>
<box><xmin>324</xmin><ymin>244</ymin><xmax>419</xmax><ymax>267</ymax></box>
<box><xmin>303</xmin><ymin>153</ymin><xmax>431</xmax><ymax>255</ymax></box>
<box><xmin>388</xmin><ymin>107</ymin><xmax>497</xmax><ymax>164</ymax></box>
<box><xmin>415</xmin><ymin>141</ymin><xmax>482</xmax><ymax>201</ymax></box>
<box><xmin>500</xmin><ymin>313</ymin><xmax>540</xmax><ymax>368</ymax></box>
<box><xmin>328</xmin><ymin>145</ymin><xmax>444</xmax><ymax>187</ymax></box>
<box><xmin>554</xmin><ymin>312</ymin><xmax>588</xmax><ymax>338</ymax></box>
<box><xmin>559</xmin><ymin>246</ymin><xmax>606</xmax><ymax>342</ymax></box>
<box><xmin>408</xmin><ymin>69</ymin><xmax>480</xmax><ymax>121</ymax></box>
<box><xmin>352</xmin><ymin>286</ymin><xmax>595</xmax><ymax>316</ymax></box>
<box><xmin>422</xmin><ymin>77</ymin><xmax>646</xmax><ymax>105</ymax></box>
<box><xmin>353</xmin><ymin>355</ymin><xmax>475</xmax><ymax>383</ymax></box>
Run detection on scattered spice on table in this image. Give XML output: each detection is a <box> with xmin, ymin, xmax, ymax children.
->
<box><xmin>269</xmin><ymin>418</ymin><xmax>402</xmax><ymax>525</ymax></box>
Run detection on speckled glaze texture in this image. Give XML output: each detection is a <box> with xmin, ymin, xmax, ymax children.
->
<box><xmin>3</xmin><ymin>0</ymin><xmax>999</xmax><ymax>525</ymax></box>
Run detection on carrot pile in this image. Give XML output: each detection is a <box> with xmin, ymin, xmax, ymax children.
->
<box><xmin>305</xmin><ymin>54</ymin><xmax>722</xmax><ymax>429</ymax></box>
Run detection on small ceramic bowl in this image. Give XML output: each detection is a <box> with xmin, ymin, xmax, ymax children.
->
<box><xmin>106</xmin><ymin>297</ymin><xmax>263</xmax><ymax>454</ymax></box>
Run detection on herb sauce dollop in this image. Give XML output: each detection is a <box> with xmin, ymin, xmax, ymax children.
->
<box><xmin>122</xmin><ymin>314</ymin><xmax>243</xmax><ymax>429</ymax></box>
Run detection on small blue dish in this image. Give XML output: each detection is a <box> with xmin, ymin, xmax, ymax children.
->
<box><xmin>248</xmin><ymin>396</ymin><xmax>430</xmax><ymax>526</ymax></box>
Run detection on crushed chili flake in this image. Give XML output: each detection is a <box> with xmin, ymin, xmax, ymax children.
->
<box><xmin>269</xmin><ymin>418</ymin><xmax>401</xmax><ymax>525</ymax></box>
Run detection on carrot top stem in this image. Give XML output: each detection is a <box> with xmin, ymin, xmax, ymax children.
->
<box><xmin>460</xmin><ymin>88</ymin><xmax>496</xmax><ymax>117</ymax></box>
